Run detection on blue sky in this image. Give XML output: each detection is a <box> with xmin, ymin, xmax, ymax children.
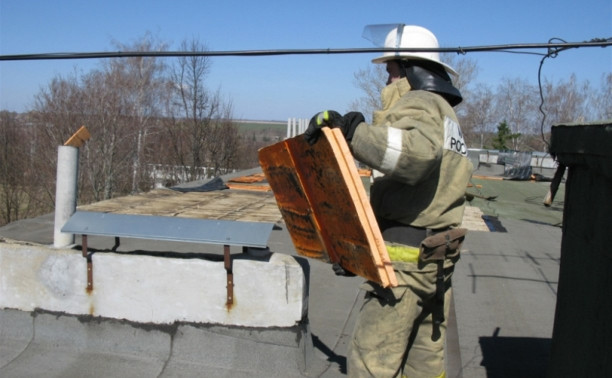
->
<box><xmin>1</xmin><ymin>0</ymin><xmax>610</xmax><ymax>121</ymax></box>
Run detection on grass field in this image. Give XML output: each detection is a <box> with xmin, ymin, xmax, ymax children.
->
<box><xmin>235</xmin><ymin>120</ymin><xmax>286</xmax><ymax>133</ymax></box>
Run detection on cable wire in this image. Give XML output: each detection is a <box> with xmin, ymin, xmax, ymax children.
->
<box><xmin>2</xmin><ymin>36</ymin><xmax>610</xmax><ymax>151</ymax></box>
<box><xmin>535</xmin><ymin>37</ymin><xmax>611</xmax><ymax>151</ymax></box>
<box><xmin>537</xmin><ymin>38</ymin><xmax>569</xmax><ymax>151</ymax></box>
<box><xmin>1</xmin><ymin>40</ymin><xmax>610</xmax><ymax>61</ymax></box>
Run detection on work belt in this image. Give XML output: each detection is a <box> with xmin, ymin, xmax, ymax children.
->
<box><xmin>380</xmin><ymin>220</ymin><xmax>467</xmax><ymax>326</ymax></box>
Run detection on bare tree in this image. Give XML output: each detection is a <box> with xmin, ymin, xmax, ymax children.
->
<box><xmin>461</xmin><ymin>83</ymin><xmax>496</xmax><ymax>148</ymax></box>
<box><xmin>349</xmin><ymin>64</ymin><xmax>386</xmax><ymax>121</ymax></box>
<box><xmin>79</xmin><ymin>68</ymin><xmax>138</xmax><ymax>200</ymax></box>
<box><xmin>0</xmin><ymin>112</ymin><xmax>31</xmax><ymax>225</ymax></box>
<box><xmin>494</xmin><ymin>78</ymin><xmax>539</xmax><ymax>150</ymax></box>
<box><xmin>108</xmin><ymin>33</ymin><xmax>169</xmax><ymax>193</ymax></box>
<box><xmin>31</xmin><ymin>72</ymin><xmax>87</xmax><ymax>204</ymax></box>
<box><xmin>205</xmin><ymin>98</ymin><xmax>242</xmax><ymax>176</ymax></box>
<box><xmin>541</xmin><ymin>74</ymin><xmax>589</xmax><ymax>125</ymax></box>
<box><xmin>589</xmin><ymin>73</ymin><xmax>612</xmax><ymax>120</ymax></box>
<box><xmin>163</xmin><ymin>38</ymin><xmax>241</xmax><ymax>183</ymax></box>
<box><xmin>167</xmin><ymin>39</ymin><xmax>214</xmax><ymax>181</ymax></box>
<box><xmin>441</xmin><ymin>54</ymin><xmax>479</xmax><ymax>98</ymax></box>
<box><xmin>31</xmin><ymin>34</ymin><xmax>170</xmax><ymax>202</ymax></box>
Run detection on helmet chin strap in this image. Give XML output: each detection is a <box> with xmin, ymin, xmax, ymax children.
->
<box><xmin>399</xmin><ymin>60</ymin><xmax>463</xmax><ymax>107</ymax></box>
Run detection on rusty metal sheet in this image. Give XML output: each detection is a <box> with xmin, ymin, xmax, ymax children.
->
<box><xmin>259</xmin><ymin>127</ymin><xmax>397</xmax><ymax>288</ymax></box>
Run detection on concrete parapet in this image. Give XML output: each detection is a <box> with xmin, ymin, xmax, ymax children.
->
<box><xmin>0</xmin><ymin>241</ymin><xmax>308</xmax><ymax>328</ymax></box>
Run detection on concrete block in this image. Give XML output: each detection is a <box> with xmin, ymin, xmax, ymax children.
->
<box><xmin>0</xmin><ymin>242</ymin><xmax>307</xmax><ymax>327</ymax></box>
<box><xmin>0</xmin><ymin>245</ymin><xmax>89</xmax><ymax>314</ymax></box>
<box><xmin>92</xmin><ymin>252</ymin><xmax>228</xmax><ymax>324</ymax></box>
<box><xmin>231</xmin><ymin>253</ymin><xmax>308</xmax><ymax>326</ymax></box>
<box><xmin>479</xmin><ymin>153</ymin><xmax>498</xmax><ymax>164</ymax></box>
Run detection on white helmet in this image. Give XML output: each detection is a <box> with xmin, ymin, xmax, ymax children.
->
<box><xmin>368</xmin><ymin>24</ymin><xmax>458</xmax><ymax>77</ymax></box>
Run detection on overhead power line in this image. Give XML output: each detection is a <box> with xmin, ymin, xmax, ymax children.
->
<box><xmin>1</xmin><ymin>39</ymin><xmax>610</xmax><ymax>61</ymax></box>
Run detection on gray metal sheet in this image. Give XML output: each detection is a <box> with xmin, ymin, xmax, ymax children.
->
<box><xmin>62</xmin><ymin>211</ymin><xmax>273</xmax><ymax>248</ymax></box>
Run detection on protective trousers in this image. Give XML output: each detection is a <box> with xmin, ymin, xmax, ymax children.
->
<box><xmin>347</xmin><ymin>257</ymin><xmax>458</xmax><ymax>378</ymax></box>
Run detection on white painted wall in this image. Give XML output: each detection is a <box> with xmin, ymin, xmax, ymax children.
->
<box><xmin>0</xmin><ymin>243</ymin><xmax>307</xmax><ymax>328</ymax></box>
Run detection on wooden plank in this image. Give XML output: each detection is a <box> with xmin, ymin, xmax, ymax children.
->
<box><xmin>461</xmin><ymin>206</ymin><xmax>491</xmax><ymax>232</ymax></box>
<box><xmin>78</xmin><ymin>189</ymin><xmax>283</xmax><ymax>224</ymax></box>
<box><xmin>228</xmin><ymin>173</ymin><xmax>266</xmax><ymax>183</ymax></box>
<box><xmin>257</xmin><ymin>139</ymin><xmax>327</xmax><ymax>260</ymax></box>
<box><xmin>64</xmin><ymin>126</ymin><xmax>91</xmax><ymax>147</ymax></box>
<box><xmin>358</xmin><ymin>168</ymin><xmax>372</xmax><ymax>177</ymax></box>
<box><xmin>472</xmin><ymin>174</ymin><xmax>505</xmax><ymax>181</ymax></box>
<box><xmin>226</xmin><ymin>183</ymin><xmax>272</xmax><ymax>192</ymax></box>
<box><xmin>326</xmin><ymin>128</ymin><xmax>396</xmax><ymax>286</ymax></box>
<box><xmin>259</xmin><ymin>127</ymin><xmax>397</xmax><ymax>288</ymax></box>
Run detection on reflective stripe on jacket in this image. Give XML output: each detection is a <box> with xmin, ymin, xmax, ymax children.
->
<box><xmin>386</xmin><ymin>243</ymin><xmax>420</xmax><ymax>263</ymax></box>
<box><xmin>350</xmin><ymin>78</ymin><xmax>473</xmax><ymax>229</ymax></box>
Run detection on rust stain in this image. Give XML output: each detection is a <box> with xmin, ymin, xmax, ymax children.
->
<box><xmin>225</xmin><ymin>296</ymin><xmax>236</xmax><ymax>311</ymax></box>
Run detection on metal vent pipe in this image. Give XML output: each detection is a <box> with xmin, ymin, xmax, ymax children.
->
<box><xmin>53</xmin><ymin>145</ymin><xmax>79</xmax><ymax>248</ymax></box>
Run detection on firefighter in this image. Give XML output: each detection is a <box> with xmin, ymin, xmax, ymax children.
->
<box><xmin>305</xmin><ymin>24</ymin><xmax>473</xmax><ymax>377</ymax></box>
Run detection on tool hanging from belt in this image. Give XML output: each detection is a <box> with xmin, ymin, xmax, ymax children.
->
<box><xmin>419</xmin><ymin>228</ymin><xmax>467</xmax><ymax>325</ymax></box>
<box><xmin>380</xmin><ymin>221</ymin><xmax>467</xmax><ymax>326</ymax></box>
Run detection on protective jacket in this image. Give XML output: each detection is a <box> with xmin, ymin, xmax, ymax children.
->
<box><xmin>350</xmin><ymin>77</ymin><xmax>473</xmax><ymax>229</ymax></box>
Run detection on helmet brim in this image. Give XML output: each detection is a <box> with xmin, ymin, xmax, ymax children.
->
<box><xmin>372</xmin><ymin>54</ymin><xmax>458</xmax><ymax>77</ymax></box>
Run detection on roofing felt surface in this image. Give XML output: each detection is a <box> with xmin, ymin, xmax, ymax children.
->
<box><xmin>0</xmin><ymin>166</ymin><xmax>565</xmax><ymax>377</ymax></box>
<box><xmin>467</xmin><ymin>176</ymin><xmax>565</xmax><ymax>228</ymax></box>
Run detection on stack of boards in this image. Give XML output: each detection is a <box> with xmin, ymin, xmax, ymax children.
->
<box><xmin>259</xmin><ymin>127</ymin><xmax>397</xmax><ymax>288</ymax></box>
